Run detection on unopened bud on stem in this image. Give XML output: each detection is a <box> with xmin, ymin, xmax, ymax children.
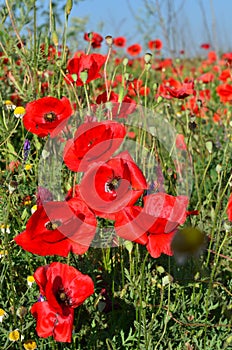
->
<box><xmin>52</xmin><ymin>31</ymin><xmax>59</xmax><ymax>47</ymax></box>
<box><xmin>65</xmin><ymin>0</ymin><xmax>73</xmax><ymax>15</ymax></box>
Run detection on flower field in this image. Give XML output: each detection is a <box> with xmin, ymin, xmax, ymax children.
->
<box><xmin>0</xmin><ymin>1</ymin><xmax>231</xmax><ymax>349</ymax></box>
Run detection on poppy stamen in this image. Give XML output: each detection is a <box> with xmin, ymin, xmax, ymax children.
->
<box><xmin>45</xmin><ymin>220</ymin><xmax>62</xmax><ymax>230</ymax></box>
<box><xmin>44</xmin><ymin>112</ymin><xmax>57</xmax><ymax>122</ymax></box>
<box><xmin>57</xmin><ymin>288</ymin><xmax>72</xmax><ymax>306</ymax></box>
<box><xmin>105</xmin><ymin>176</ymin><xmax>121</xmax><ymax>193</ymax></box>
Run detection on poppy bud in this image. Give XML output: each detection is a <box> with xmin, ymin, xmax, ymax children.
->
<box><xmin>65</xmin><ymin>0</ymin><xmax>73</xmax><ymax>15</ymax></box>
<box><xmin>52</xmin><ymin>31</ymin><xmax>59</xmax><ymax>47</ymax></box>
<box><xmin>153</xmin><ymin>83</ymin><xmax>158</xmax><ymax>91</ymax></box>
<box><xmin>205</xmin><ymin>140</ymin><xmax>213</xmax><ymax>154</ymax></box>
<box><xmin>122</xmin><ymin>57</ymin><xmax>128</xmax><ymax>66</ymax></box>
<box><xmin>122</xmin><ymin>74</ymin><xmax>127</xmax><ymax>83</ymax></box>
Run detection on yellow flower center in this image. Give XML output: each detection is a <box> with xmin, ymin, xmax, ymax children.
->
<box><xmin>27</xmin><ymin>276</ymin><xmax>35</xmax><ymax>283</ymax></box>
<box><xmin>0</xmin><ymin>309</ymin><xmax>5</xmax><ymax>316</ymax></box>
<box><xmin>24</xmin><ymin>164</ymin><xmax>32</xmax><ymax>171</ymax></box>
<box><xmin>44</xmin><ymin>112</ymin><xmax>57</xmax><ymax>122</ymax></box>
<box><xmin>23</xmin><ymin>339</ymin><xmax>37</xmax><ymax>350</ymax></box>
<box><xmin>14</xmin><ymin>106</ymin><xmax>25</xmax><ymax>118</ymax></box>
<box><xmin>9</xmin><ymin>329</ymin><xmax>20</xmax><ymax>342</ymax></box>
<box><xmin>45</xmin><ymin>220</ymin><xmax>61</xmax><ymax>230</ymax></box>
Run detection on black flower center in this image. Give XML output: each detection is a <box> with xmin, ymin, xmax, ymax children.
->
<box><xmin>57</xmin><ymin>288</ymin><xmax>71</xmax><ymax>306</ymax></box>
<box><xmin>45</xmin><ymin>220</ymin><xmax>62</xmax><ymax>230</ymax></box>
<box><xmin>44</xmin><ymin>112</ymin><xmax>57</xmax><ymax>122</ymax></box>
<box><xmin>105</xmin><ymin>176</ymin><xmax>121</xmax><ymax>193</ymax></box>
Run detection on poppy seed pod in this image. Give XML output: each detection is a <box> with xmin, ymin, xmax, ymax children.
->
<box><xmin>105</xmin><ymin>35</ymin><xmax>113</xmax><ymax>47</ymax></box>
<box><xmin>80</xmin><ymin>70</ymin><xmax>88</xmax><ymax>84</ymax></box>
<box><xmin>144</xmin><ymin>52</ymin><xmax>152</xmax><ymax>64</ymax></box>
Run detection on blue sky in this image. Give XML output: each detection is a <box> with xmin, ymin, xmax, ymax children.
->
<box><xmin>69</xmin><ymin>0</ymin><xmax>232</xmax><ymax>56</ymax></box>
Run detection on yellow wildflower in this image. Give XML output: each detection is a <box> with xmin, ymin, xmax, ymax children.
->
<box><xmin>4</xmin><ymin>100</ymin><xmax>16</xmax><ymax>110</ymax></box>
<box><xmin>9</xmin><ymin>329</ymin><xmax>20</xmax><ymax>342</ymax></box>
<box><xmin>24</xmin><ymin>164</ymin><xmax>32</xmax><ymax>171</ymax></box>
<box><xmin>31</xmin><ymin>205</ymin><xmax>37</xmax><ymax>214</ymax></box>
<box><xmin>23</xmin><ymin>340</ymin><xmax>37</xmax><ymax>350</ymax></box>
<box><xmin>0</xmin><ymin>249</ymin><xmax>8</xmax><ymax>258</ymax></box>
<box><xmin>14</xmin><ymin>106</ymin><xmax>25</xmax><ymax>118</ymax></box>
<box><xmin>0</xmin><ymin>308</ymin><xmax>6</xmax><ymax>322</ymax></box>
<box><xmin>0</xmin><ymin>224</ymin><xmax>10</xmax><ymax>234</ymax></box>
<box><xmin>27</xmin><ymin>276</ymin><xmax>35</xmax><ymax>287</ymax></box>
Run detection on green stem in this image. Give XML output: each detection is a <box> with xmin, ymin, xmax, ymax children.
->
<box><xmin>103</xmin><ymin>46</ymin><xmax>112</xmax><ymax>100</ymax></box>
<box><xmin>3</xmin><ymin>195</ymin><xmax>23</xmax><ymax>350</ymax></box>
<box><xmin>83</xmin><ymin>83</ymin><xmax>91</xmax><ymax>114</ymax></box>
<box><xmin>137</xmin><ymin>251</ymin><xmax>149</xmax><ymax>349</ymax></box>
<box><xmin>61</xmin><ymin>13</ymin><xmax>69</xmax><ymax>65</ymax></box>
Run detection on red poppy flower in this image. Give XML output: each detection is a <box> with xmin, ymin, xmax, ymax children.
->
<box><xmin>167</xmin><ymin>80</ymin><xmax>195</xmax><ymax>99</ymax></box>
<box><xmin>66</xmin><ymin>53</ymin><xmax>106</xmax><ymax>86</ymax></box>
<box><xmin>175</xmin><ymin>134</ymin><xmax>187</xmax><ymax>150</ymax></box>
<box><xmin>139</xmin><ymin>86</ymin><xmax>150</xmax><ymax>96</ymax></box>
<box><xmin>113</xmin><ymin>36</ymin><xmax>126</xmax><ymax>47</ymax></box>
<box><xmin>197</xmin><ymin>72</ymin><xmax>214</xmax><ymax>83</ymax></box>
<box><xmin>95</xmin><ymin>91</ymin><xmax>136</xmax><ymax>119</ymax></box>
<box><xmin>127</xmin><ymin>44</ymin><xmax>142</xmax><ymax>56</ymax></box>
<box><xmin>219</xmin><ymin>69</ymin><xmax>231</xmax><ymax>82</ymax></box>
<box><xmin>199</xmin><ymin>89</ymin><xmax>211</xmax><ymax>100</ymax></box>
<box><xmin>228</xmin><ymin>194</ymin><xmax>232</xmax><ymax>221</ymax></box>
<box><xmin>114</xmin><ymin>206</ymin><xmax>149</xmax><ymax>244</ymax></box>
<box><xmin>31</xmin><ymin>262</ymin><xmax>94</xmax><ymax>342</ymax></box>
<box><xmin>84</xmin><ymin>32</ymin><xmax>103</xmax><ymax>48</ymax></box>
<box><xmin>207</xmin><ymin>51</ymin><xmax>217</xmax><ymax>63</ymax></box>
<box><xmin>115</xmin><ymin>193</ymin><xmax>189</xmax><ymax>258</ymax></box>
<box><xmin>14</xmin><ymin>198</ymin><xmax>97</xmax><ymax>256</ymax></box>
<box><xmin>157</xmin><ymin>79</ymin><xmax>195</xmax><ymax>99</ymax></box>
<box><xmin>148</xmin><ymin>39</ymin><xmax>162</xmax><ymax>51</ymax></box>
<box><xmin>23</xmin><ymin>97</ymin><xmax>73</xmax><ymax>138</ymax></box>
<box><xmin>182</xmin><ymin>96</ymin><xmax>208</xmax><ymax>118</ymax></box>
<box><xmin>222</xmin><ymin>52</ymin><xmax>232</xmax><ymax>64</ymax></box>
<box><xmin>7</xmin><ymin>160</ymin><xmax>20</xmax><ymax>172</ymax></box>
<box><xmin>154</xmin><ymin>58</ymin><xmax>172</xmax><ymax>70</ymax></box>
<box><xmin>216</xmin><ymin>83</ymin><xmax>232</xmax><ymax>103</ymax></box>
<box><xmin>200</xmin><ymin>43</ymin><xmax>210</xmax><ymax>50</ymax></box>
<box><xmin>63</xmin><ymin>120</ymin><xmax>126</xmax><ymax>172</ymax></box>
<box><xmin>79</xmin><ymin>151</ymin><xmax>147</xmax><ymax>219</ymax></box>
